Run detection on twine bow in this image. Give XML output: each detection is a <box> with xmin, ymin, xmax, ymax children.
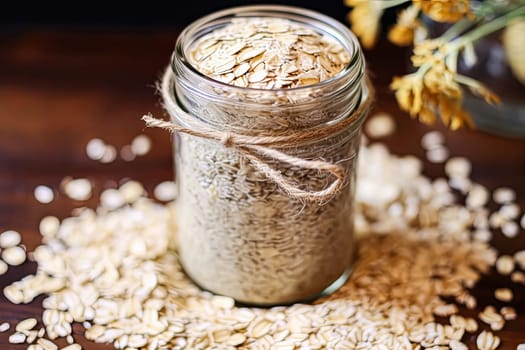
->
<box><xmin>142</xmin><ymin>67</ymin><xmax>374</xmax><ymax>203</ymax></box>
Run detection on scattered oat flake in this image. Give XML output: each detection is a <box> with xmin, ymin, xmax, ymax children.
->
<box><xmin>494</xmin><ymin>288</ymin><xmax>513</xmax><ymax>302</ymax></box>
<box><xmin>119</xmin><ymin>144</ymin><xmax>136</xmax><ymax>161</ymax></box>
<box><xmin>0</xmin><ymin>230</ymin><xmax>21</xmax><ymax>248</ymax></box>
<box><xmin>227</xmin><ymin>333</ymin><xmax>246</xmax><ymax>346</ymax></box>
<box><xmin>479</xmin><ymin>305</ymin><xmax>505</xmax><ymax>331</ymax></box>
<box><xmin>511</xmin><ymin>271</ymin><xmax>525</xmax><ymax>284</ymax></box>
<box><xmin>365</xmin><ymin>112</ymin><xmax>396</xmax><ymax>138</ymax></box>
<box><xmin>118</xmin><ymin>180</ymin><xmax>145</xmax><ymax>203</ymax></box>
<box><xmin>476</xmin><ymin>330</ymin><xmax>500</xmax><ymax>350</ymax></box>
<box><xmin>38</xmin><ymin>338</ymin><xmax>58</xmax><ymax>350</ymax></box>
<box><xmin>499</xmin><ymin>203</ymin><xmax>520</xmax><ymax>220</ymax></box>
<box><xmin>466</xmin><ymin>184</ymin><xmax>489</xmax><ymax>209</ymax></box>
<box><xmin>501</xmin><ymin>221</ymin><xmax>519</xmax><ymax>238</ymax></box>
<box><xmin>15</xmin><ymin>317</ymin><xmax>37</xmax><ymax>332</ymax></box>
<box><xmin>0</xmin><ymin>322</ymin><xmax>9</xmax><ymax>332</ymax></box>
<box><xmin>421</xmin><ymin>130</ymin><xmax>444</xmax><ymax>150</ymax></box>
<box><xmin>514</xmin><ymin>250</ymin><xmax>525</xmax><ymax>269</ymax></box>
<box><xmin>3</xmin><ymin>285</ymin><xmax>24</xmax><ymax>304</ymax></box>
<box><xmin>433</xmin><ymin>303</ymin><xmax>457</xmax><ymax>317</ymax></box>
<box><xmin>100</xmin><ymin>144</ymin><xmax>117</xmax><ymax>164</ymax></box>
<box><xmin>39</xmin><ymin>216</ymin><xmax>60</xmax><ymax>238</ymax></box>
<box><xmin>86</xmin><ymin>138</ymin><xmax>106</xmax><ymax>161</ymax></box>
<box><xmin>496</xmin><ymin>255</ymin><xmax>514</xmax><ymax>275</ymax></box>
<box><xmin>28</xmin><ymin>345</ymin><xmax>44</xmax><ymax>350</ymax></box>
<box><xmin>426</xmin><ymin>146</ymin><xmax>449</xmax><ymax>163</ymax></box>
<box><xmin>2</xmin><ymin>246</ymin><xmax>26</xmax><ymax>266</ymax></box>
<box><xmin>100</xmin><ymin>188</ymin><xmax>126</xmax><ymax>210</ymax></box>
<box><xmin>131</xmin><ymin>134</ymin><xmax>152</xmax><ymax>156</ymax></box>
<box><xmin>34</xmin><ymin>185</ymin><xmax>54</xmax><ymax>204</ymax></box>
<box><xmin>489</xmin><ymin>212</ymin><xmax>506</xmax><ymax>229</ymax></box>
<box><xmin>445</xmin><ymin>157</ymin><xmax>471</xmax><ymax>178</ymax></box>
<box><xmin>448</xmin><ymin>176</ymin><xmax>471</xmax><ymax>193</ymax></box>
<box><xmin>154</xmin><ymin>181</ymin><xmax>178</xmax><ymax>202</ymax></box>
<box><xmin>518</xmin><ymin>344</ymin><xmax>525</xmax><ymax>350</ymax></box>
<box><xmin>465</xmin><ymin>318</ymin><xmax>478</xmax><ymax>333</ymax></box>
<box><xmin>63</xmin><ymin>178</ymin><xmax>92</xmax><ymax>201</ymax></box>
<box><xmin>26</xmin><ymin>330</ymin><xmax>38</xmax><ymax>343</ymax></box>
<box><xmin>500</xmin><ymin>306</ymin><xmax>517</xmax><ymax>320</ymax></box>
<box><xmin>473</xmin><ymin>229</ymin><xmax>492</xmax><ymax>242</ymax></box>
<box><xmin>449</xmin><ymin>340</ymin><xmax>468</xmax><ymax>350</ymax></box>
<box><xmin>9</xmin><ymin>332</ymin><xmax>26</xmax><ymax>344</ymax></box>
<box><xmin>211</xmin><ymin>295</ymin><xmax>235</xmax><ymax>309</ymax></box>
<box><xmin>0</xmin><ymin>260</ymin><xmax>7</xmax><ymax>275</ymax></box>
<box><xmin>493</xmin><ymin>187</ymin><xmax>516</xmax><ymax>204</ymax></box>
<box><xmin>249</xmin><ymin>319</ymin><xmax>272</xmax><ymax>338</ymax></box>
<box><xmin>449</xmin><ymin>314</ymin><xmax>466</xmax><ymax>328</ymax></box>
<box><xmin>61</xmin><ymin>344</ymin><xmax>81</xmax><ymax>350</ymax></box>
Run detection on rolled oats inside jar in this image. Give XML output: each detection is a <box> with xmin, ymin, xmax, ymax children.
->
<box><xmin>165</xmin><ymin>5</ymin><xmax>370</xmax><ymax>305</ymax></box>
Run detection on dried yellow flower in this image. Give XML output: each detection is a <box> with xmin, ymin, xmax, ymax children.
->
<box><xmin>419</xmin><ymin>105</ymin><xmax>437</xmax><ymax>125</ymax></box>
<box><xmin>414</xmin><ymin>0</ymin><xmax>471</xmax><ymax>23</ymax></box>
<box><xmin>389</xmin><ymin>25</ymin><xmax>415</xmax><ymax>47</ymax></box>
<box><xmin>453</xmin><ymin>73</ymin><xmax>501</xmax><ymax>105</ymax></box>
<box><xmin>388</xmin><ymin>5</ymin><xmax>421</xmax><ymax>46</ymax></box>
<box><xmin>423</xmin><ymin>62</ymin><xmax>462</xmax><ymax>98</ymax></box>
<box><xmin>411</xmin><ymin>39</ymin><xmax>445</xmax><ymax>66</ymax></box>
<box><xmin>345</xmin><ymin>0</ymin><xmax>383</xmax><ymax>49</ymax></box>
<box><xmin>344</xmin><ymin>0</ymin><xmax>512</xmax><ymax>130</ymax></box>
<box><xmin>391</xmin><ymin>74</ymin><xmax>424</xmax><ymax>117</ymax></box>
<box><xmin>437</xmin><ymin>95</ymin><xmax>474</xmax><ymax>130</ymax></box>
<box><xmin>391</xmin><ymin>47</ymin><xmax>476</xmax><ymax>130</ymax></box>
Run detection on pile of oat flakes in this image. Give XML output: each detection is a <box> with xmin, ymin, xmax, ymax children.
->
<box><xmin>1</xmin><ymin>115</ymin><xmax>524</xmax><ymax>350</ymax></box>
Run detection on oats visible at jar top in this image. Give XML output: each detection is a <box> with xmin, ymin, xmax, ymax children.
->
<box><xmin>189</xmin><ymin>17</ymin><xmax>350</xmax><ymax>89</ymax></box>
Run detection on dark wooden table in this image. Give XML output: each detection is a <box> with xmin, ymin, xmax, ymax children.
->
<box><xmin>0</xmin><ymin>27</ymin><xmax>524</xmax><ymax>349</ymax></box>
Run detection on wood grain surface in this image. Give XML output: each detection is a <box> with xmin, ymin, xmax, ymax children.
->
<box><xmin>0</xmin><ymin>27</ymin><xmax>524</xmax><ymax>349</ymax></box>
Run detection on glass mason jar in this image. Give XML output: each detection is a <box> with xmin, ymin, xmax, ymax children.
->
<box><xmin>168</xmin><ymin>5</ymin><xmax>370</xmax><ymax>305</ymax></box>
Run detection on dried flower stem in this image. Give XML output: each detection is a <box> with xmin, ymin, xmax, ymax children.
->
<box><xmin>452</xmin><ymin>4</ymin><xmax>525</xmax><ymax>50</ymax></box>
<box><xmin>441</xmin><ymin>18</ymin><xmax>474</xmax><ymax>42</ymax></box>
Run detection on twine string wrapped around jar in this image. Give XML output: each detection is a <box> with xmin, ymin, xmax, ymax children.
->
<box><xmin>143</xmin><ymin>67</ymin><xmax>374</xmax><ymax>203</ymax></box>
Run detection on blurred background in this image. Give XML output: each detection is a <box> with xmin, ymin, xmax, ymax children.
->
<box><xmin>1</xmin><ymin>0</ymin><xmax>397</xmax><ymax>28</ymax></box>
<box><xmin>2</xmin><ymin>1</ymin><xmax>347</xmax><ymax>27</ymax></box>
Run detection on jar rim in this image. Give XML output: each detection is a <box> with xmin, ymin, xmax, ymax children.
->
<box><xmin>172</xmin><ymin>4</ymin><xmax>364</xmax><ymax>94</ymax></box>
